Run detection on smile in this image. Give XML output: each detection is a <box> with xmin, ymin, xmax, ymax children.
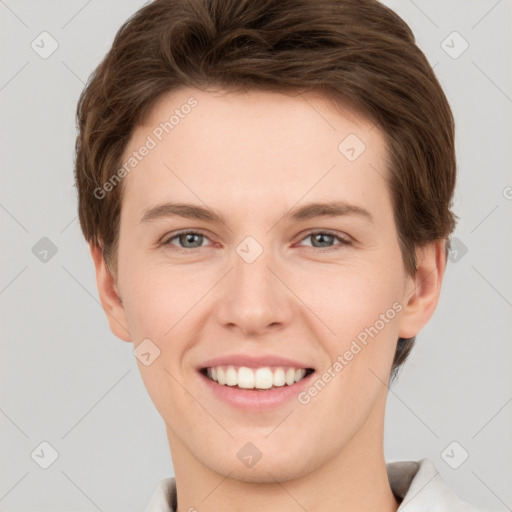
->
<box><xmin>201</xmin><ymin>365</ymin><xmax>315</xmax><ymax>390</ymax></box>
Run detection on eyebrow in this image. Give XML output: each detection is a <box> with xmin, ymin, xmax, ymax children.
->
<box><xmin>139</xmin><ymin>200</ymin><xmax>374</xmax><ymax>225</ymax></box>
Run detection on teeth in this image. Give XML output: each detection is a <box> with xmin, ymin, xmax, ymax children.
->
<box><xmin>238</xmin><ymin>367</ymin><xmax>255</xmax><ymax>389</ymax></box>
<box><xmin>273</xmin><ymin>367</ymin><xmax>286</xmax><ymax>387</ymax></box>
<box><xmin>294</xmin><ymin>368</ymin><xmax>306</xmax><ymax>382</ymax></box>
<box><xmin>205</xmin><ymin>365</ymin><xmax>311</xmax><ymax>389</ymax></box>
<box><xmin>225</xmin><ymin>366</ymin><xmax>237</xmax><ymax>386</ymax></box>
<box><xmin>255</xmin><ymin>368</ymin><xmax>273</xmax><ymax>389</ymax></box>
<box><xmin>285</xmin><ymin>368</ymin><xmax>295</xmax><ymax>385</ymax></box>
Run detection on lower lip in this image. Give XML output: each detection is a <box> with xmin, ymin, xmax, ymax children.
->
<box><xmin>199</xmin><ymin>371</ymin><xmax>315</xmax><ymax>411</ymax></box>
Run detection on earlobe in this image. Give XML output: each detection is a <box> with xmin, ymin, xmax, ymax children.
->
<box><xmin>398</xmin><ymin>240</ymin><xmax>447</xmax><ymax>339</ymax></box>
<box><xmin>89</xmin><ymin>242</ymin><xmax>132</xmax><ymax>343</ymax></box>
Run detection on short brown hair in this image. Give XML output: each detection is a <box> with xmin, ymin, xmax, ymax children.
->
<box><xmin>74</xmin><ymin>0</ymin><xmax>457</xmax><ymax>378</ymax></box>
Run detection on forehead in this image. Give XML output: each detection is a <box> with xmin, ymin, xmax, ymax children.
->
<box><xmin>120</xmin><ymin>87</ymin><xmax>391</xmax><ymax>227</ymax></box>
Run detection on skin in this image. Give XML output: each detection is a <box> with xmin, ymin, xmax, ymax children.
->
<box><xmin>90</xmin><ymin>87</ymin><xmax>446</xmax><ymax>512</ymax></box>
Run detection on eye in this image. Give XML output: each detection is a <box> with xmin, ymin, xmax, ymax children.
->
<box><xmin>161</xmin><ymin>230</ymin><xmax>212</xmax><ymax>250</ymax></box>
<box><xmin>297</xmin><ymin>231</ymin><xmax>352</xmax><ymax>250</ymax></box>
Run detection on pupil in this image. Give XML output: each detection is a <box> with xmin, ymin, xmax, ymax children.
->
<box><xmin>183</xmin><ymin>233</ymin><xmax>201</xmax><ymax>248</ymax></box>
<box><xmin>314</xmin><ymin>233</ymin><xmax>332</xmax><ymax>247</ymax></box>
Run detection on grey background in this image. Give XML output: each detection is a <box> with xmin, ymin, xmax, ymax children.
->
<box><xmin>1</xmin><ymin>0</ymin><xmax>511</xmax><ymax>510</ymax></box>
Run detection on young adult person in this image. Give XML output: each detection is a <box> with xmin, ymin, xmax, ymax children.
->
<box><xmin>74</xmin><ymin>0</ymin><xmax>491</xmax><ymax>510</ymax></box>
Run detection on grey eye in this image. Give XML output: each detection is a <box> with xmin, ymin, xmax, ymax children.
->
<box><xmin>164</xmin><ymin>231</ymin><xmax>209</xmax><ymax>249</ymax></box>
<box><xmin>308</xmin><ymin>233</ymin><xmax>336</xmax><ymax>248</ymax></box>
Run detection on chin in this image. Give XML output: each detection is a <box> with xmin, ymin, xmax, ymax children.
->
<box><xmin>201</xmin><ymin>446</ymin><xmax>318</xmax><ymax>484</ymax></box>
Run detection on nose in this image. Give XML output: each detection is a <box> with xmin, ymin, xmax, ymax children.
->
<box><xmin>215</xmin><ymin>245</ymin><xmax>294</xmax><ymax>337</ymax></box>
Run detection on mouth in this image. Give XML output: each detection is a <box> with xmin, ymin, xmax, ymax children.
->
<box><xmin>200</xmin><ymin>365</ymin><xmax>315</xmax><ymax>391</ymax></box>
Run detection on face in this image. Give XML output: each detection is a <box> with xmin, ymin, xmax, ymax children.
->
<box><xmin>97</xmin><ymin>87</ymin><xmax>437</xmax><ymax>482</ymax></box>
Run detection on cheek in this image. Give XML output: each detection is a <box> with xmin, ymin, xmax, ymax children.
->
<box><xmin>290</xmin><ymin>259</ymin><xmax>404</xmax><ymax>344</ymax></box>
<box><xmin>120</xmin><ymin>278</ymin><xmax>166</xmax><ymax>341</ymax></box>
<box><xmin>296</xmin><ymin>269</ymin><xmax>403</xmax><ymax>433</ymax></box>
<box><xmin>119</xmin><ymin>258</ymin><xmax>225</xmax><ymax>363</ymax></box>
<box><xmin>122</xmin><ymin>265</ymin><xmax>199</xmax><ymax>417</ymax></box>
<box><xmin>289</xmin><ymin>257</ymin><xmax>405</xmax><ymax>405</ymax></box>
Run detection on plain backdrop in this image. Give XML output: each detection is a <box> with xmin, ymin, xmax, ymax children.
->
<box><xmin>1</xmin><ymin>0</ymin><xmax>511</xmax><ymax>510</ymax></box>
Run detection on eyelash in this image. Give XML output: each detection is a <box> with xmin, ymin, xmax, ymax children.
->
<box><xmin>159</xmin><ymin>229</ymin><xmax>353</xmax><ymax>253</ymax></box>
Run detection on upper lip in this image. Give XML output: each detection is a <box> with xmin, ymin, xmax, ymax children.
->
<box><xmin>199</xmin><ymin>354</ymin><xmax>315</xmax><ymax>370</ymax></box>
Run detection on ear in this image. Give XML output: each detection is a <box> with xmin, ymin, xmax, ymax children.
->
<box><xmin>89</xmin><ymin>242</ymin><xmax>132</xmax><ymax>342</ymax></box>
<box><xmin>398</xmin><ymin>239</ymin><xmax>447</xmax><ymax>339</ymax></box>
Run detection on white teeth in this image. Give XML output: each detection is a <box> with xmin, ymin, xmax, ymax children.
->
<box><xmin>204</xmin><ymin>365</ymin><xmax>311</xmax><ymax>389</ymax></box>
<box><xmin>254</xmin><ymin>368</ymin><xmax>273</xmax><ymax>389</ymax></box>
<box><xmin>294</xmin><ymin>368</ymin><xmax>306</xmax><ymax>382</ymax></box>
<box><xmin>237</xmin><ymin>367</ymin><xmax>255</xmax><ymax>389</ymax></box>
<box><xmin>225</xmin><ymin>365</ymin><xmax>237</xmax><ymax>386</ymax></box>
<box><xmin>272</xmin><ymin>367</ymin><xmax>286</xmax><ymax>387</ymax></box>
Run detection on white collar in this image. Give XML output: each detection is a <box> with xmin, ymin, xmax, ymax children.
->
<box><xmin>144</xmin><ymin>458</ymin><xmax>489</xmax><ymax>512</ymax></box>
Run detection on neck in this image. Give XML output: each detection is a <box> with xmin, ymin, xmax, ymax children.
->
<box><xmin>167</xmin><ymin>393</ymin><xmax>399</xmax><ymax>512</ymax></box>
